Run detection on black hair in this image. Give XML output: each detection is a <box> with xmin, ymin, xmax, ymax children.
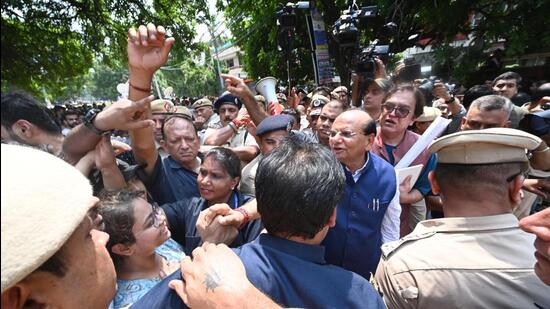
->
<box><xmin>62</xmin><ymin>109</ymin><xmax>80</xmax><ymax>121</ymax></box>
<box><xmin>385</xmin><ymin>84</ymin><xmax>426</xmax><ymax>118</ymax></box>
<box><xmin>362</xmin><ymin>117</ymin><xmax>377</xmax><ymax>136</ymax></box>
<box><xmin>532</xmin><ymin>83</ymin><xmax>550</xmax><ymax>102</ymax></box>
<box><xmin>1</xmin><ymin>92</ymin><xmax>61</xmax><ymax>135</ymax></box>
<box><xmin>511</xmin><ymin>92</ymin><xmax>531</xmax><ymax>107</ymax></box>
<box><xmin>255</xmin><ymin>137</ymin><xmax>345</xmax><ymax>239</ymax></box>
<box><xmin>98</xmin><ymin>190</ymin><xmax>146</xmax><ymax>267</ymax></box>
<box><xmin>492</xmin><ymin>71</ymin><xmax>522</xmax><ymax>86</ymax></box>
<box><xmin>204</xmin><ymin>147</ymin><xmax>241</xmax><ymax>179</ymax></box>
<box><xmin>463</xmin><ymin>85</ymin><xmax>494</xmax><ymax>109</ymax></box>
<box><xmin>434</xmin><ymin>162</ymin><xmax>528</xmax><ymax>196</ymax></box>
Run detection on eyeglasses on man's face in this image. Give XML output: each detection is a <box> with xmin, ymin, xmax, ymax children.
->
<box><xmin>382</xmin><ymin>103</ymin><xmax>411</xmax><ymax>118</ymax></box>
<box><xmin>329</xmin><ymin>129</ymin><xmax>360</xmax><ymax>139</ymax></box>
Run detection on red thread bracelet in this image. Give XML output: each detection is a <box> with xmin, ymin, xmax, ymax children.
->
<box><xmin>129</xmin><ymin>82</ymin><xmax>152</xmax><ymax>93</ymax></box>
<box><xmin>232</xmin><ymin>118</ymin><xmax>243</xmax><ymax>128</ymax></box>
<box><xmin>235</xmin><ymin>207</ymin><xmax>250</xmax><ymax>229</ymax></box>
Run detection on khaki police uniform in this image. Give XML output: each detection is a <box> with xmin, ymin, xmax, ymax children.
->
<box><xmin>375</xmin><ymin>214</ymin><xmax>549</xmax><ymax>308</ymax></box>
<box><xmin>374</xmin><ymin>128</ymin><xmax>550</xmax><ymax>308</ymax></box>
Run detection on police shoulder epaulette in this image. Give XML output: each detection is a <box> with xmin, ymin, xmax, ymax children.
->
<box><xmin>381</xmin><ymin>231</ymin><xmax>437</xmax><ymax>258</ymax></box>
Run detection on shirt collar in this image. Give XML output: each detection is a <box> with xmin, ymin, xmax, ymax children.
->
<box><xmin>413</xmin><ymin>214</ymin><xmax>520</xmax><ymax>233</ymax></box>
<box><xmin>256</xmin><ymin>234</ymin><xmax>326</xmax><ymax>264</ymax></box>
<box><xmin>344</xmin><ymin>153</ymin><xmax>370</xmax><ymax>176</ymax></box>
<box><xmin>166</xmin><ymin>155</ymin><xmax>200</xmax><ymax>173</ymax></box>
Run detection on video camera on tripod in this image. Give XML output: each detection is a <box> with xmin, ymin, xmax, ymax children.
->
<box><xmin>276</xmin><ymin>2</ymin><xmax>310</xmax><ymax>54</ymax></box>
<box><xmin>332</xmin><ymin>4</ymin><xmax>397</xmax><ymax>106</ymax></box>
<box><xmin>333</xmin><ymin>6</ymin><xmax>395</xmax><ymax>79</ymax></box>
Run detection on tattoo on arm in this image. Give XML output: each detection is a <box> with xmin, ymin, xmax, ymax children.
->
<box><xmin>204</xmin><ymin>269</ymin><xmax>222</xmax><ymax>292</ymax></box>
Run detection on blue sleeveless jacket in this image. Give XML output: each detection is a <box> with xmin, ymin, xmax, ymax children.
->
<box><xmin>323</xmin><ymin>152</ymin><xmax>397</xmax><ymax>279</ymax></box>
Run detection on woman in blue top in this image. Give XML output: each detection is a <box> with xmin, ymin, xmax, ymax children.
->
<box><xmin>98</xmin><ymin>190</ymin><xmax>185</xmax><ymax>309</ymax></box>
<box><xmin>161</xmin><ymin>147</ymin><xmax>263</xmax><ymax>255</ymax></box>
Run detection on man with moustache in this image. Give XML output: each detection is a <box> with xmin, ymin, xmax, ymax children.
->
<box><xmin>203</xmin><ymin>92</ymin><xmax>259</xmax><ymax>163</ymax></box>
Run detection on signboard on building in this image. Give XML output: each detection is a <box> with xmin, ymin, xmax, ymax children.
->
<box><xmin>310</xmin><ymin>8</ymin><xmax>336</xmax><ymax>85</ymax></box>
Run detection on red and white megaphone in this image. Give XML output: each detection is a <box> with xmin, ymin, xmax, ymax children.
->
<box><xmin>255</xmin><ymin>77</ymin><xmax>282</xmax><ymax>115</ymax></box>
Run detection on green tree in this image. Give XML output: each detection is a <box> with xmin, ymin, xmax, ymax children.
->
<box><xmin>219</xmin><ymin>0</ymin><xmax>314</xmax><ymax>88</ymax></box>
<box><xmin>86</xmin><ymin>64</ymin><xmax>129</xmax><ymax>100</ymax></box>
<box><xmin>156</xmin><ymin>54</ymin><xmax>220</xmax><ymax>98</ymax></box>
<box><xmin>1</xmin><ymin>0</ymin><xmax>207</xmax><ymax>99</ymax></box>
<box><xmin>220</xmin><ymin>0</ymin><xmax>550</xmax><ymax>86</ymax></box>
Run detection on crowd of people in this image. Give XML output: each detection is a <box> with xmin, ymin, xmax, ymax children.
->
<box><xmin>1</xmin><ymin>23</ymin><xmax>550</xmax><ymax>309</ymax></box>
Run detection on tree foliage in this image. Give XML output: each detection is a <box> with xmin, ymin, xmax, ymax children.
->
<box><xmin>1</xmin><ymin>0</ymin><xmax>207</xmax><ymax>99</ymax></box>
<box><xmin>219</xmin><ymin>0</ymin><xmax>314</xmax><ymax>88</ymax></box>
<box><xmin>156</xmin><ymin>55</ymin><xmax>220</xmax><ymax>98</ymax></box>
<box><xmin>220</xmin><ymin>0</ymin><xmax>550</xmax><ymax>86</ymax></box>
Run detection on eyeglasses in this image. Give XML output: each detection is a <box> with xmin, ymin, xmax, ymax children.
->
<box><xmin>382</xmin><ymin>103</ymin><xmax>411</xmax><ymax>118</ymax></box>
<box><xmin>329</xmin><ymin>130</ymin><xmax>359</xmax><ymax>139</ymax></box>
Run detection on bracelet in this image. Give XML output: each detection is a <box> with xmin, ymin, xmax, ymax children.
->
<box><xmin>232</xmin><ymin>118</ymin><xmax>243</xmax><ymax>129</ymax></box>
<box><xmin>234</xmin><ymin>207</ymin><xmax>250</xmax><ymax>229</ymax></box>
<box><xmin>228</xmin><ymin>122</ymin><xmax>238</xmax><ymax>133</ymax></box>
<box><xmin>129</xmin><ymin>82</ymin><xmax>152</xmax><ymax>93</ymax></box>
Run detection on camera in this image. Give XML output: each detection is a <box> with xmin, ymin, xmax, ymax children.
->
<box><xmin>277</xmin><ymin>2</ymin><xmax>309</xmax><ymax>28</ymax></box>
<box><xmin>332</xmin><ymin>6</ymin><xmax>395</xmax><ymax>80</ymax></box>
<box><xmin>276</xmin><ymin>2</ymin><xmax>310</xmax><ymax>54</ymax></box>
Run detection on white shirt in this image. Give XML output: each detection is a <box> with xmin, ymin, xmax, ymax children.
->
<box><xmin>345</xmin><ymin>156</ymin><xmax>401</xmax><ymax>244</ymax></box>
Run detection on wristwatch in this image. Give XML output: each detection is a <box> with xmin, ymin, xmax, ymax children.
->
<box><xmin>84</xmin><ymin>109</ymin><xmax>111</xmax><ymax>136</ymax></box>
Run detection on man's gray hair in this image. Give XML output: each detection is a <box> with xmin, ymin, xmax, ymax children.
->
<box><xmin>470</xmin><ymin>95</ymin><xmax>513</xmax><ymax>118</ymax></box>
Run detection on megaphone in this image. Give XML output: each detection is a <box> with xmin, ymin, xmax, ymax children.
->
<box><xmin>163</xmin><ymin>86</ymin><xmax>174</xmax><ymax>98</ymax></box>
<box><xmin>117</xmin><ymin>82</ymin><xmax>129</xmax><ymax>99</ymax></box>
<box><xmin>255</xmin><ymin>77</ymin><xmax>282</xmax><ymax>115</ymax></box>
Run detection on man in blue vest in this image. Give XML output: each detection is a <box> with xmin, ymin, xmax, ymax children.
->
<box><xmin>323</xmin><ymin>109</ymin><xmax>401</xmax><ymax>279</ymax></box>
<box><xmin>132</xmin><ymin>137</ymin><xmax>385</xmax><ymax>308</ymax></box>
<box><xmin>198</xmin><ymin>109</ymin><xmax>400</xmax><ymax>280</ymax></box>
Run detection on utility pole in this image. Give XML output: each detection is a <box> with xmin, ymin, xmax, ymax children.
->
<box><xmin>207</xmin><ymin>17</ymin><xmax>225</xmax><ymax>94</ymax></box>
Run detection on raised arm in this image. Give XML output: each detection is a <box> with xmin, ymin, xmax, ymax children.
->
<box><xmin>126</xmin><ymin>23</ymin><xmax>175</xmax><ymax>175</ymax></box>
<box><xmin>94</xmin><ymin>136</ymin><xmax>126</xmax><ymax>191</ymax></box>
<box><xmin>220</xmin><ymin>74</ymin><xmax>268</xmax><ymax>126</ymax></box>
<box><xmin>62</xmin><ymin>97</ymin><xmax>155</xmax><ymax>165</ymax></box>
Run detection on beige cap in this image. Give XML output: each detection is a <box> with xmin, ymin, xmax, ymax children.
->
<box><xmin>333</xmin><ymin>86</ymin><xmax>348</xmax><ymax>94</ymax></box>
<box><xmin>416</xmin><ymin>106</ymin><xmax>442</xmax><ymax>122</ymax></box>
<box><xmin>428</xmin><ymin>128</ymin><xmax>542</xmax><ymax>165</ymax></box>
<box><xmin>310</xmin><ymin>94</ymin><xmax>330</xmax><ymax>108</ymax></box>
<box><xmin>151</xmin><ymin>99</ymin><xmax>177</xmax><ymax>114</ymax></box>
<box><xmin>174</xmin><ymin>106</ymin><xmax>193</xmax><ymax>118</ymax></box>
<box><xmin>191</xmin><ymin>98</ymin><xmax>213</xmax><ymax>109</ymax></box>
<box><xmin>1</xmin><ymin>144</ymin><xmax>93</xmax><ymax>293</ymax></box>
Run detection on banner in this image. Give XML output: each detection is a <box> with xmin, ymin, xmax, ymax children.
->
<box><xmin>310</xmin><ymin>8</ymin><xmax>336</xmax><ymax>85</ymax></box>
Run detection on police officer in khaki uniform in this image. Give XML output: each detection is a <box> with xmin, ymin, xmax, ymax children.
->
<box><xmin>374</xmin><ymin>128</ymin><xmax>550</xmax><ymax>309</ymax></box>
<box><xmin>150</xmin><ymin>99</ymin><xmax>192</xmax><ymax>158</ymax></box>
